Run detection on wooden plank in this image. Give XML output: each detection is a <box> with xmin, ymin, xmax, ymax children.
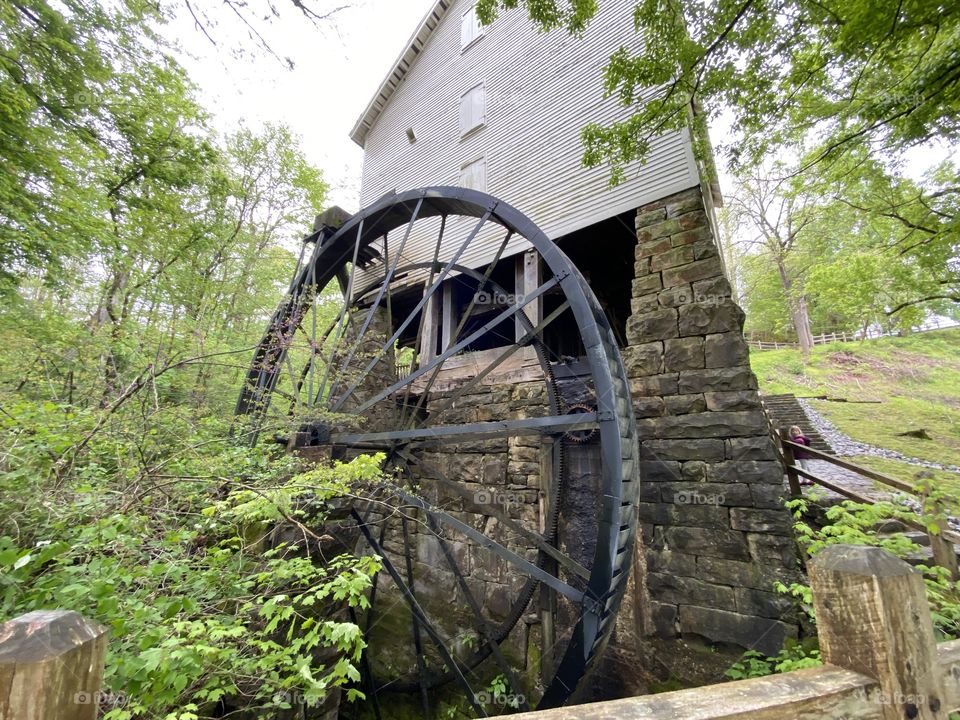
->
<box><xmin>515</xmin><ymin>249</ymin><xmax>541</xmax><ymax>342</ymax></box>
<box><xmin>0</xmin><ymin>610</ymin><xmax>108</xmax><ymax>720</ymax></box>
<box><xmin>809</xmin><ymin>545</ymin><xmax>948</xmax><ymax>719</ymax></box>
<box><xmin>440</xmin><ymin>281</ymin><xmax>455</xmax><ymax>352</ymax></box>
<box><xmin>418</xmin><ymin>290</ymin><xmax>440</xmax><ymax>364</ymax></box>
<box><xmin>922</xmin><ymin>488</ymin><xmax>960</xmax><ymax>581</ymax></box>
<box><xmin>503</xmin><ymin>665</ymin><xmax>879</xmax><ymax>719</ymax></box>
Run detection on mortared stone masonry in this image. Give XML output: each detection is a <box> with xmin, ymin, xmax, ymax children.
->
<box><xmin>624</xmin><ymin>185</ymin><xmax>801</xmax><ymax>656</ymax></box>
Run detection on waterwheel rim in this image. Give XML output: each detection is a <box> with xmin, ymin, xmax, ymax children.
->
<box><xmin>236</xmin><ymin>186</ymin><xmax>641</xmax><ymax>714</ymax></box>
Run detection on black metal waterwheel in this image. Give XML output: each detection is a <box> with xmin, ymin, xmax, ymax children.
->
<box><xmin>236</xmin><ymin>187</ymin><xmax>640</xmax><ymax>715</ymax></box>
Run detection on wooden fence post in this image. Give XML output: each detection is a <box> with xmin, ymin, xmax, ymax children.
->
<box><xmin>779</xmin><ymin>428</ymin><xmax>802</xmax><ymax>498</ymax></box>
<box><xmin>809</xmin><ymin>545</ymin><xmax>948</xmax><ymax>719</ymax></box>
<box><xmin>0</xmin><ymin>610</ymin><xmax>108</xmax><ymax>720</ymax></box>
<box><xmin>920</xmin><ymin>487</ymin><xmax>960</xmax><ymax>581</ymax></box>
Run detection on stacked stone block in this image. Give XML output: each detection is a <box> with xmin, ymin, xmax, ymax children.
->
<box><xmin>624</xmin><ymin>186</ymin><xmax>800</xmax><ymax>655</ymax></box>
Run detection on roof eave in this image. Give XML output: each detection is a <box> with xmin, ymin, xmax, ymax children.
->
<box><xmin>350</xmin><ymin>0</ymin><xmax>451</xmax><ymax>148</ymax></box>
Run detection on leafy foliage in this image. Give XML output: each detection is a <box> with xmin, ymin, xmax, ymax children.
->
<box><xmin>0</xmin><ymin>2</ymin><xmax>384</xmax><ymax>718</ymax></box>
<box><xmin>478</xmin><ymin>0</ymin><xmax>959</xmax><ymax>323</ymax></box>
<box><xmin>725</xmin><ymin>643</ymin><xmax>822</xmax><ymax>680</ymax></box>
<box><xmin>785</xmin><ymin>495</ymin><xmax>960</xmax><ymax>640</ymax></box>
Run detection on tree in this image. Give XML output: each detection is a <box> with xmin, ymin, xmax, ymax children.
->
<box><xmin>477</xmin><ymin>0</ymin><xmax>960</xmax><ymax>176</ymax></box>
<box><xmin>816</xmin><ymin>152</ymin><xmax>960</xmax><ymax>318</ymax></box>
<box><xmin>728</xmin><ymin>165</ymin><xmax>817</xmax><ymax>353</ymax></box>
<box><xmin>478</xmin><ymin>0</ymin><xmax>960</xmax><ymax>320</ymax></box>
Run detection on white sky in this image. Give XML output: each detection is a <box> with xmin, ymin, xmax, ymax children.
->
<box><xmin>171</xmin><ymin>0</ymin><xmax>438</xmax><ymax>212</ymax></box>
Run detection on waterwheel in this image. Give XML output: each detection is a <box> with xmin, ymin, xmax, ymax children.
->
<box><xmin>236</xmin><ymin>187</ymin><xmax>641</xmax><ymax>716</ymax></box>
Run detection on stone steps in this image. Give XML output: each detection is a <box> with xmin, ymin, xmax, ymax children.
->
<box><xmin>760</xmin><ymin>393</ymin><xmax>833</xmax><ymax>453</ymax></box>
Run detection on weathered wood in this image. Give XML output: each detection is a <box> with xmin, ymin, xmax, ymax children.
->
<box><xmin>404</xmin><ymin>345</ymin><xmax>543</xmax><ymax>394</ymax></box>
<box><xmin>780</xmin><ymin>428</ymin><xmax>802</xmax><ymax>498</ymax></box>
<box><xmin>780</xmin><ymin>439</ymin><xmax>915</xmax><ymax>494</ymax></box>
<box><xmin>0</xmin><ymin>610</ymin><xmax>108</xmax><ymax>720</ymax></box>
<box><xmin>515</xmin><ymin>249</ymin><xmax>541</xmax><ymax>342</ymax></box>
<box><xmin>937</xmin><ymin>639</ymin><xmax>960</xmax><ymax>710</ymax></box>
<box><xmin>504</xmin><ymin>665</ymin><xmax>879</xmax><ymax>719</ymax></box>
<box><xmin>809</xmin><ymin>545</ymin><xmax>948</xmax><ymax>719</ymax></box>
<box><xmin>441</xmin><ymin>282</ymin><xmax>455</xmax><ymax>352</ymax></box>
<box><xmin>921</xmin><ymin>487</ymin><xmax>960</xmax><ymax>581</ymax></box>
<box><xmin>419</xmin><ymin>290</ymin><xmax>440</xmax><ymax>364</ymax></box>
<box><xmin>312</xmin><ymin>205</ymin><xmax>352</xmax><ymax>233</ymax></box>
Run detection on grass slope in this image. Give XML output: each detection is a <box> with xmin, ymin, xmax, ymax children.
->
<box><xmin>749</xmin><ymin>329</ymin><xmax>960</xmax><ymax>475</ymax></box>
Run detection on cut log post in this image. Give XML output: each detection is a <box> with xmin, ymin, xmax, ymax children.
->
<box><xmin>920</xmin><ymin>487</ymin><xmax>960</xmax><ymax>581</ymax></box>
<box><xmin>809</xmin><ymin>545</ymin><xmax>948</xmax><ymax>719</ymax></box>
<box><xmin>0</xmin><ymin>610</ymin><xmax>108</xmax><ymax>720</ymax></box>
<box><xmin>780</xmin><ymin>428</ymin><xmax>803</xmax><ymax>498</ymax></box>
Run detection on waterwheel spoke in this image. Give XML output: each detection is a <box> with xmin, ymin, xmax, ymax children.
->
<box><xmin>406</xmin><ymin>453</ymin><xmax>589</xmax><ymax>582</ymax></box>
<box><xmin>401</xmin><ymin>515</ymin><xmax>432</xmax><ymax>719</ymax></box>
<box><xmin>380</xmin><ymin>487</ymin><xmax>585</xmax><ymax>603</ymax></box>
<box><xmin>315</xmin><ymin>218</ymin><xmax>365</xmax><ymax>405</ymax></box>
<box><xmin>306</xmin><ymin>260</ymin><xmax>319</xmax><ymax>407</ymax></box>
<box><xmin>422</xmin><ymin>300</ymin><xmax>571</xmax><ymax>425</ymax></box>
<box><xmin>351</xmin><ymin>509</ymin><xmax>488</xmax><ymax>719</ymax></box>
<box><xmin>348</xmin><ymin>277</ymin><xmax>559</xmax><ymax>416</ymax></box>
<box><xmin>398</xmin><ymin>230</ymin><xmax>514</xmax><ymax>430</ymax></box>
<box><xmin>329</xmin><ymin>198</ymin><xmax>423</xmax><ymax>402</ymax></box>
<box><xmin>332</xmin><ymin>412</ymin><xmax>598</xmax><ymax>446</ymax></box>
<box><xmin>330</xmin><ymin>210</ymin><xmax>495</xmax><ymax>412</ymax></box>
<box><xmin>398</xmin><ymin>215</ymin><xmax>448</xmax><ymax>425</ymax></box>
<box><xmin>426</xmin><ymin>515</ymin><xmax>532</xmax><ymax>713</ymax></box>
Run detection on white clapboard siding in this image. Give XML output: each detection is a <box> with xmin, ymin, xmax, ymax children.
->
<box><xmin>353</xmin><ymin>0</ymin><xmax>700</xmax><ymax>277</ymax></box>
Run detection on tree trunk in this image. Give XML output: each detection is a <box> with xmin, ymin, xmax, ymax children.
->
<box><xmin>774</xmin><ymin>255</ymin><xmax>813</xmax><ymax>356</ymax></box>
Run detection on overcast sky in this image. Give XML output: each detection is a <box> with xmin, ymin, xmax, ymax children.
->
<box><xmin>171</xmin><ymin>0</ymin><xmax>437</xmax><ymax>211</ymax></box>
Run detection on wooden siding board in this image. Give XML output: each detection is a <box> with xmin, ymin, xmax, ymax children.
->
<box><xmin>356</xmin><ymin>0</ymin><xmax>699</xmax><ymax>270</ymax></box>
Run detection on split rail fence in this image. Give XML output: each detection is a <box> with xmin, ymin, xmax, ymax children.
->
<box><xmin>747</xmin><ymin>318</ymin><xmax>960</xmax><ymax>351</ymax></box>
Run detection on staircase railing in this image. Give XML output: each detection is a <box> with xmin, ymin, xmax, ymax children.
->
<box><xmin>778</xmin><ymin>431</ymin><xmax>960</xmax><ymax>579</ymax></box>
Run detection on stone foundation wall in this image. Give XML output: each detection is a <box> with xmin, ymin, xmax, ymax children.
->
<box><xmin>624</xmin><ymin>186</ymin><xmax>801</xmax><ymax>655</ymax></box>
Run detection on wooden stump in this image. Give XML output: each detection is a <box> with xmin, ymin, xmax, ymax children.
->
<box><xmin>0</xmin><ymin>610</ymin><xmax>108</xmax><ymax>720</ymax></box>
<box><xmin>809</xmin><ymin>545</ymin><xmax>948</xmax><ymax>719</ymax></box>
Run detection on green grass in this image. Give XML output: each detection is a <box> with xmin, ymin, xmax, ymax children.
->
<box><xmin>851</xmin><ymin>455</ymin><xmax>960</xmax><ymax>506</ymax></box>
<box><xmin>750</xmin><ymin>329</ymin><xmax>960</xmax><ymax>469</ymax></box>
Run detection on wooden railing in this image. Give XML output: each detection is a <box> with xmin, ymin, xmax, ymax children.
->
<box><xmin>747</xmin><ymin>318</ymin><xmax>960</xmax><ymax>351</ymax></box>
<box><xmin>779</xmin><ymin>431</ymin><xmax>960</xmax><ymax>580</ymax></box>
<box><xmin>507</xmin><ymin>544</ymin><xmax>960</xmax><ymax>719</ymax></box>
<box><xmin>3</xmin><ymin>547</ymin><xmax>960</xmax><ymax>718</ymax></box>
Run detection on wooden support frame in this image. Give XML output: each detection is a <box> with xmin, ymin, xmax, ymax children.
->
<box><xmin>419</xmin><ymin>288</ymin><xmax>440</xmax><ymax>364</ymax></box>
<box><xmin>516</xmin><ymin>249</ymin><xmax>542</xmax><ymax>342</ymax></box>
